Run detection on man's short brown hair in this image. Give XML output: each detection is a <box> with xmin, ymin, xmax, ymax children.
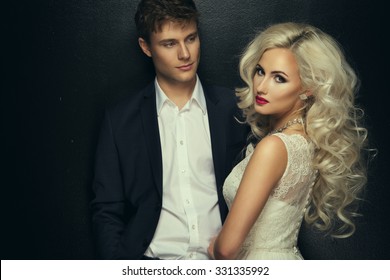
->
<box><xmin>135</xmin><ymin>0</ymin><xmax>199</xmax><ymax>43</ymax></box>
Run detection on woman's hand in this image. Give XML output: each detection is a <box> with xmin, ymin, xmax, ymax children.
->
<box><xmin>208</xmin><ymin>236</ymin><xmax>217</xmax><ymax>259</ymax></box>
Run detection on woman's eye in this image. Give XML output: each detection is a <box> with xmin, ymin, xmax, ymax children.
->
<box><xmin>275</xmin><ymin>75</ymin><xmax>286</xmax><ymax>83</ymax></box>
<box><xmin>255</xmin><ymin>66</ymin><xmax>264</xmax><ymax>76</ymax></box>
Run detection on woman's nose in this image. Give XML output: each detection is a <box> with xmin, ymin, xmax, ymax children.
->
<box><xmin>255</xmin><ymin>78</ymin><xmax>268</xmax><ymax>95</ymax></box>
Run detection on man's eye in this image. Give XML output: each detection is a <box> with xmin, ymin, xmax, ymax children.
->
<box><xmin>164</xmin><ymin>42</ymin><xmax>175</xmax><ymax>47</ymax></box>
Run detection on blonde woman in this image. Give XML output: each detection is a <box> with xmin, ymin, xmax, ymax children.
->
<box><xmin>208</xmin><ymin>22</ymin><xmax>370</xmax><ymax>259</ymax></box>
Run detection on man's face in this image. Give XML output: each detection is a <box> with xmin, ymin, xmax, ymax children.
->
<box><xmin>139</xmin><ymin>20</ymin><xmax>200</xmax><ymax>89</ymax></box>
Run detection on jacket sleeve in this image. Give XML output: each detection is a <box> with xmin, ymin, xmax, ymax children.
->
<box><xmin>90</xmin><ymin>109</ymin><xmax>126</xmax><ymax>259</ymax></box>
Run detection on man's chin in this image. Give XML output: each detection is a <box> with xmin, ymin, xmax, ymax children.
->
<box><xmin>175</xmin><ymin>72</ymin><xmax>197</xmax><ymax>84</ymax></box>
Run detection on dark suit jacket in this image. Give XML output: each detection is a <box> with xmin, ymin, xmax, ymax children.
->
<box><xmin>91</xmin><ymin>81</ymin><xmax>247</xmax><ymax>259</ymax></box>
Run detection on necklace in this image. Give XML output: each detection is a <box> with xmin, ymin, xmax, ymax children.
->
<box><xmin>268</xmin><ymin>118</ymin><xmax>304</xmax><ymax>135</ymax></box>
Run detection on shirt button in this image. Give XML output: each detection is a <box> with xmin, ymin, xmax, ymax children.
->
<box><xmin>180</xmin><ymin>140</ymin><xmax>184</xmax><ymax>145</ymax></box>
<box><xmin>186</xmin><ymin>199</ymin><xmax>190</xmax><ymax>204</ymax></box>
<box><xmin>192</xmin><ymin>225</ymin><xmax>196</xmax><ymax>230</ymax></box>
<box><xmin>181</xmin><ymin>169</ymin><xmax>186</xmax><ymax>173</ymax></box>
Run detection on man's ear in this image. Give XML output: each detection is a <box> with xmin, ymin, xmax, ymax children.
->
<box><xmin>138</xmin><ymin>38</ymin><xmax>152</xmax><ymax>57</ymax></box>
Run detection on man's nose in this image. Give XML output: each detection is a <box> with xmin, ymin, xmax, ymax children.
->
<box><xmin>178</xmin><ymin>43</ymin><xmax>190</xmax><ymax>60</ymax></box>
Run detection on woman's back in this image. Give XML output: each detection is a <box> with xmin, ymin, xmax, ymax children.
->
<box><xmin>223</xmin><ymin>133</ymin><xmax>317</xmax><ymax>259</ymax></box>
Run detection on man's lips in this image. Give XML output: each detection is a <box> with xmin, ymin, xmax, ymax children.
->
<box><xmin>255</xmin><ymin>96</ymin><xmax>269</xmax><ymax>105</ymax></box>
<box><xmin>177</xmin><ymin>63</ymin><xmax>194</xmax><ymax>71</ymax></box>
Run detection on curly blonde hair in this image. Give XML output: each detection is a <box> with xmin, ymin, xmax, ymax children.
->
<box><xmin>236</xmin><ymin>22</ymin><xmax>369</xmax><ymax>238</ymax></box>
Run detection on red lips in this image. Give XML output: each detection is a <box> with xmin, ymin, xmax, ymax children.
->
<box><xmin>255</xmin><ymin>96</ymin><xmax>269</xmax><ymax>105</ymax></box>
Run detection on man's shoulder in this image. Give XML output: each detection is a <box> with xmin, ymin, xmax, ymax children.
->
<box><xmin>200</xmin><ymin>79</ymin><xmax>234</xmax><ymax>98</ymax></box>
<box><xmin>202</xmin><ymin>82</ymin><xmax>234</xmax><ymax>95</ymax></box>
<box><xmin>108</xmin><ymin>82</ymin><xmax>155</xmax><ymax>113</ymax></box>
<box><xmin>201</xmin><ymin>82</ymin><xmax>238</xmax><ymax>108</ymax></box>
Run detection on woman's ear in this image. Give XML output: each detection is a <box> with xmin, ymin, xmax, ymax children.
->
<box><xmin>305</xmin><ymin>89</ymin><xmax>313</xmax><ymax>97</ymax></box>
<box><xmin>138</xmin><ymin>38</ymin><xmax>152</xmax><ymax>57</ymax></box>
<box><xmin>299</xmin><ymin>89</ymin><xmax>313</xmax><ymax>100</ymax></box>
<box><xmin>299</xmin><ymin>94</ymin><xmax>308</xmax><ymax>100</ymax></box>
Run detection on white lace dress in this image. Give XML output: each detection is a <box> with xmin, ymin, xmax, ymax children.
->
<box><xmin>223</xmin><ymin>133</ymin><xmax>318</xmax><ymax>260</ymax></box>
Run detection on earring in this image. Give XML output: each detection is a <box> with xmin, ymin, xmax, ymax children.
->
<box><xmin>299</xmin><ymin>94</ymin><xmax>308</xmax><ymax>100</ymax></box>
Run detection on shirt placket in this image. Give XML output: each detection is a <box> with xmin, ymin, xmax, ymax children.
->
<box><xmin>176</xmin><ymin>108</ymin><xmax>199</xmax><ymax>259</ymax></box>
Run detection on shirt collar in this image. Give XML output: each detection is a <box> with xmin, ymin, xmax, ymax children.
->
<box><xmin>155</xmin><ymin>75</ymin><xmax>207</xmax><ymax>116</ymax></box>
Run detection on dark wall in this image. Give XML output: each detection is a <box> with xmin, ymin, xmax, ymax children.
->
<box><xmin>4</xmin><ymin>0</ymin><xmax>389</xmax><ymax>259</ymax></box>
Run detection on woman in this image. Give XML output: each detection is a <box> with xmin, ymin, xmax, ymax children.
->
<box><xmin>208</xmin><ymin>22</ymin><xmax>370</xmax><ymax>259</ymax></box>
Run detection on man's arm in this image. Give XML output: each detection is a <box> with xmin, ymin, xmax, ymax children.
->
<box><xmin>90</xmin><ymin>109</ymin><xmax>126</xmax><ymax>259</ymax></box>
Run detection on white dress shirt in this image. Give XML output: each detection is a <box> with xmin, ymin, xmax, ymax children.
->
<box><xmin>144</xmin><ymin>76</ymin><xmax>222</xmax><ymax>260</ymax></box>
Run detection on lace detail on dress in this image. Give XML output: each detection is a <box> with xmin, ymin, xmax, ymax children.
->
<box><xmin>270</xmin><ymin>134</ymin><xmax>313</xmax><ymax>202</ymax></box>
<box><xmin>222</xmin><ymin>133</ymin><xmax>317</xmax><ymax>260</ymax></box>
<box><xmin>223</xmin><ymin>143</ymin><xmax>254</xmax><ymax>208</ymax></box>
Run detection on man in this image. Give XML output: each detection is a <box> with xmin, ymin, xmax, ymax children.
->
<box><xmin>91</xmin><ymin>0</ymin><xmax>247</xmax><ymax>260</ymax></box>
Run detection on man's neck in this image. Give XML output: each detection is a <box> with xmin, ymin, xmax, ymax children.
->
<box><xmin>157</xmin><ymin>77</ymin><xmax>197</xmax><ymax>109</ymax></box>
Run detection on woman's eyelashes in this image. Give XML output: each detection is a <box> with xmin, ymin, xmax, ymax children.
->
<box><xmin>255</xmin><ymin>65</ymin><xmax>287</xmax><ymax>83</ymax></box>
<box><xmin>275</xmin><ymin>75</ymin><xmax>287</xmax><ymax>83</ymax></box>
<box><xmin>255</xmin><ymin>65</ymin><xmax>264</xmax><ymax>76</ymax></box>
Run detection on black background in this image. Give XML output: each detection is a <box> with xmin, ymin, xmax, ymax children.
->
<box><xmin>3</xmin><ymin>0</ymin><xmax>389</xmax><ymax>259</ymax></box>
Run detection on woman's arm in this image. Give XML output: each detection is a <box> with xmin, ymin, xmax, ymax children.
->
<box><xmin>211</xmin><ymin>135</ymin><xmax>288</xmax><ymax>259</ymax></box>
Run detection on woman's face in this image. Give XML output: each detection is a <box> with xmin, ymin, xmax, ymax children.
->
<box><xmin>253</xmin><ymin>48</ymin><xmax>304</xmax><ymax>124</ymax></box>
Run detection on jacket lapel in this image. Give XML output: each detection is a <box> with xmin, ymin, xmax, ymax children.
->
<box><xmin>204</xmin><ymin>85</ymin><xmax>226</xmax><ymax>189</ymax></box>
<box><xmin>140</xmin><ymin>83</ymin><xmax>163</xmax><ymax>197</ymax></box>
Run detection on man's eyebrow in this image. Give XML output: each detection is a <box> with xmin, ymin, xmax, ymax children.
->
<box><xmin>158</xmin><ymin>32</ymin><xmax>198</xmax><ymax>43</ymax></box>
<box><xmin>159</xmin><ymin>38</ymin><xmax>176</xmax><ymax>44</ymax></box>
<box><xmin>186</xmin><ymin>31</ymin><xmax>198</xmax><ymax>38</ymax></box>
